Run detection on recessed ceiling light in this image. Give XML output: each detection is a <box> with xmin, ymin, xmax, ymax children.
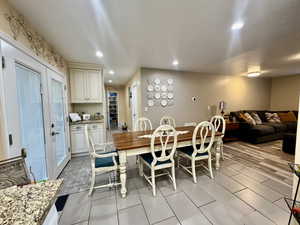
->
<box><xmin>231</xmin><ymin>22</ymin><xmax>244</xmax><ymax>30</ymax></box>
<box><xmin>96</xmin><ymin>51</ymin><xmax>103</xmax><ymax>58</ymax></box>
<box><xmin>109</xmin><ymin>70</ymin><xmax>115</xmax><ymax>75</ymax></box>
<box><xmin>108</xmin><ymin>80</ymin><xmax>112</xmax><ymax>83</ymax></box>
<box><xmin>247</xmin><ymin>72</ymin><xmax>261</xmax><ymax>78</ymax></box>
<box><xmin>172</xmin><ymin>60</ymin><xmax>179</xmax><ymax>66</ymax></box>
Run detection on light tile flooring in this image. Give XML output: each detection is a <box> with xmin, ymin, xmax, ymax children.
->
<box><xmin>58</xmin><ymin>142</ymin><xmax>294</xmax><ymax>225</ymax></box>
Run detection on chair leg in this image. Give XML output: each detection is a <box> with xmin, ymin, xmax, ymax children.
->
<box><xmin>192</xmin><ymin>159</ymin><xmax>197</xmax><ymax>183</ymax></box>
<box><xmin>172</xmin><ymin>165</ymin><xmax>177</xmax><ymax>190</ymax></box>
<box><xmin>151</xmin><ymin>169</ymin><xmax>156</xmax><ymax>196</ymax></box>
<box><xmin>89</xmin><ymin>169</ymin><xmax>95</xmax><ymax>196</ymax></box>
<box><xmin>208</xmin><ymin>156</ymin><xmax>214</xmax><ymax>179</ymax></box>
<box><xmin>176</xmin><ymin>154</ymin><xmax>180</xmax><ymax>168</ymax></box>
<box><xmin>221</xmin><ymin>141</ymin><xmax>224</xmax><ymax>160</ymax></box>
<box><xmin>139</xmin><ymin>157</ymin><xmax>144</xmax><ymax>177</ymax></box>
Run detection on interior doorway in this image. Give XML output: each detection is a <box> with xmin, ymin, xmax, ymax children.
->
<box><xmin>131</xmin><ymin>84</ymin><xmax>138</xmax><ymax>131</ymax></box>
<box><xmin>108</xmin><ymin>91</ymin><xmax>119</xmax><ymax>130</ymax></box>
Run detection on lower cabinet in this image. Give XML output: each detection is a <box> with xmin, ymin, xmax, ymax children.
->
<box><xmin>70</xmin><ymin>123</ymin><xmax>105</xmax><ymax>155</ymax></box>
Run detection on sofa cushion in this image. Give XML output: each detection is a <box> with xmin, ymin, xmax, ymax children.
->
<box><xmin>248</xmin><ymin>125</ymin><xmax>276</xmax><ymax>136</ymax></box>
<box><xmin>278</xmin><ymin>112</ymin><xmax>297</xmax><ymax>122</ymax></box>
<box><xmin>265</xmin><ymin>112</ymin><xmax>281</xmax><ymax>123</ymax></box>
<box><xmin>240</xmin><ymin>112</ymin><xmax>256</xmax><ymax>125</ymax></box>
<box><xmin>250</xmin><ymin>112</ymin><xmax>262</xmax><ymax>124</ymax></box>
<box><xmin>262</xmin><ymin>122</ymin><xmax>288</xmax><ymax>133</ymax></box>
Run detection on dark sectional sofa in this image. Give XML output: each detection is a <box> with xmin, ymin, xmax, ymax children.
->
<box><xmin>230</xmin><ymin>110</ymin><xmax>298</xmax><ymax>144</ymax></box>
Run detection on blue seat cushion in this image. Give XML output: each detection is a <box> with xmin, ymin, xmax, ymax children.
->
<box><xmin>95</xmin><ymin>152</ymin><xmax>119</xmax><ymax>168</ymax></box>
<box><xmin>178</xmin><ymin>145</ymin><xmax>209</xmax><ymax>157</ymax></box>
<box><xmin>141</xmin><ymin>152</ymin><xmax>171</xmax><ymax>165</ymax></box>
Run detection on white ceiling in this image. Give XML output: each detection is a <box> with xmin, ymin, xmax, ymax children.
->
<box><xmin>8</xmin><ymin>0</ymin><xmax>300</xmax><ymax>85</ymax></box>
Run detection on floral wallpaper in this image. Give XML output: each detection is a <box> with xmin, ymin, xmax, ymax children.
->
<box><xmin>0</xmin><ymin>3</ymin><xmax>66</xmax><ymax>72</ymax></box>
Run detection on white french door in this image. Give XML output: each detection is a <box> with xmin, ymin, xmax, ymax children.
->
<box><xmin>0</xmin><ymin>40</ymin><xmax>70</xmax><ymax>180</ymax></box>
<box><xmin>1</xmin><ymin>40</ymin><xmax>50</xmax><ymax>181</ymax></box>
<box><xmin>47</xmin><ymin>69</ymin><xmax>70</xmax><ymax>177</ymax></box>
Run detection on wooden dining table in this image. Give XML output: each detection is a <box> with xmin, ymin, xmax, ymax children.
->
<box><xmin>112</xmin><ymin>126</ymin><xmax>223</xmax><ymax>198</ymax></box>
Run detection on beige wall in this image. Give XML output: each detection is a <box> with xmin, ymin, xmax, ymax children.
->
<box><xmin>124</xmin><ymin>69</ymin><xmax>142</xmax><ymax>130</ymax></box>
<box><xmin>141</xmin><ymin>68</ymin><xmax>272</xmax><ymax>127</ymax></box>
<box><xmin>106</xmin><ymin>85</ymin><xmax>126</xmax><ymax>126</ymax></box>
<box><xmin>270</xmin><ymin>75</ymin><xmax>300</xmax><ymax>111</ymax></box>
<box><xmin>0</xmin><ymin>0</ymin><xmax>68</xmax><ymax>159</ymax></box>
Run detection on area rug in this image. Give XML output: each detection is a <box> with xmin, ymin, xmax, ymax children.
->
<box><xmin>224</xmin><ymin>140</ymin><xmax>294</xmax><ymax>186</ymax></box>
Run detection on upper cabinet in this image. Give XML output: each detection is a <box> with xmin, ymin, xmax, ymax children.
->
<box><xmin>70</xmin><ymin>68</ymin><xmax>103</xmax><ymax>103</ymax></box>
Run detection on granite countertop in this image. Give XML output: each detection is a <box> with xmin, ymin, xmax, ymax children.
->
<box><xmin>0</xmin><ymin>179</ymin><xmax>63</xmax><ymax>225</ymax></box>
<box><xmin>70</xmin><ymin>119</ymin><xmax>104</xmax><ymax>125</ymax></box>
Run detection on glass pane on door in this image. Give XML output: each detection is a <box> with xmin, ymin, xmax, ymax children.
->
<box><xmin>16</xmin><ymin>63</ymin><xmax>47</xmax><ymax>181</ymax></box>
<box><xmin>51</xmin><ymin>79</ymin><xmax>67</xmax><ymax>166</ymax></box>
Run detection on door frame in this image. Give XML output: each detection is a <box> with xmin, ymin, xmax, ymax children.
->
<box><xmin>47</xmin><ymin>68</ymin><xmax>71</xmax><ymax>178</ymax></box>
<box><xmin>107</xmin><ymin>90</ymin><xmax>120</xmax><ymax>129</ymax></box>
<box><xmin>131</xmin><ymin>82</ymin><xmax>138</xmax><ymax>131</ymax></box>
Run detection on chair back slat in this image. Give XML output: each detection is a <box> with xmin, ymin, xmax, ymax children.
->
<box><xmin>192</xmin><ymin>121</ymin><xmax>215</xmax><ymax>156</ymax></box>
<box><xmin>135</xmin><ymin>117</ymin><xmax>152</xmax><ymax>131</ymax></box>
<box><xmin>150</xmin><ymin>125</ymin><xmax>178</xmax><ymax>166</ymax></box>
<box><xmin>210</xmin><ymin>115</ymin><xmax>226</xmax><ymax>137</ymax></box>
<box><xmin>160</xmin><ymin>116</ymin><xmax>176</xmax><ymax>127</ymax></box>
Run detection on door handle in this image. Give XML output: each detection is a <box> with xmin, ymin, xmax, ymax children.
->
<box><xmin>51</xmin><ymin>131</ymin><xmax>60</xmax><ymax>136</ymax></box>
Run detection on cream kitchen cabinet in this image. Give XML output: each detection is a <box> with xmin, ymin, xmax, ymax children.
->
<box><xmin>70</xmin><ymin>123</ymin><xmax>105</xmax><ymax>155</ymax></box>
<box><xmin>70</xmin><ymin>69</ymin><xmax>103</xmax><ymax>103</ymax></box>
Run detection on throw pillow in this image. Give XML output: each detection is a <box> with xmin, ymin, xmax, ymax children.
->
<box><xmin>278</xmin><ymin>111</ymin><xmax>297</xmax><ymax>122</ymax></box>
<box><xmin>250</xmin><ymin>112</ymin><xmax>262</xmax><ymax>125</ymax></box>
<box><xmin>240</xmin><ymin>112</ymin><xmax>256</xmax><ymax>125</ymax></box>
<box><xmin>265</xmin><ymin>112</ymin><xmax>281</xmax><ymax>123</ymax></box>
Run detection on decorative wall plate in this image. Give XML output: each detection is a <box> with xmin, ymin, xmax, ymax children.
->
<box><xmin>148</xmin><ymin>100</ymin><xmax>154</xmax><ymax>107</ymax></box>
<box><xmin>155</xmin><ymin>93</ymin><xmax>160</xmax><ymax>99</ymax></box>
<box><xmin>161</xmin><ymin>85</ymin><xmax>167</xmax><ymax>92</ymax></box>
<box><xmin>154</xmin><ymin>78</ymin><xmax>160</xmax><ymax>84</ymax></box>
<box><xmin>161</xmin><ymin>92</ymin><xmax>167</xmax><ymax>99</ymax></box>
<box><xmin>147</xmin><ymin>85</ymin><xmax>154</xmax><ymax>92</ymax></box>
<box><xmin>167</xmin><ymin>86</ymin><xmax>173</xmax><ymax>91</ymax></box>
<box><xmin>161</xmin><ymin>99</ymin><xmax>168</xmax><ymax>107</ymax></box>
<box><xmin>167</xmin><ymin>79</ymin><xmax>173</xmax><ymax>85</ymax></box>
<box><xmin>147</xmin><ymin>93</ymin><xmax>154</xmax><ymax>99</ymax></box>
<box><xmin>167</xmin><ymin>93</ymin><xmax>174</xmax><ymax>99</ymax></box>
<box><xmin>155</xmin><ymin>85</ymin><xmax>160</xmax><ymax>91</ymax></box>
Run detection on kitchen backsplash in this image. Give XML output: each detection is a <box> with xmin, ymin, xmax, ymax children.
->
<box><xmin>72</xmin><ymin>103</ymin><xmax>103</xmax><ymax>115</ymax></box>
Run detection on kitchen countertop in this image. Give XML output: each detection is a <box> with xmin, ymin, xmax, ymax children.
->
<box><xmin>0</xmin><ymin>179</ymin><xmax>63</xmax><ymax>225</ymax></box>
<box><xmin>70</xmin><ymin>119</ymin><xmax>104</xmax><ymax>125</ymax></box>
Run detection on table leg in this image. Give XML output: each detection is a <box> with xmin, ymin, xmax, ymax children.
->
<box><xmin>119</xmin><ymin>151</ymin><xmax>127</xmax><ymax>198</ymax></box>
<box><xmin>215</xmin><ymin>138</ymin><xmax>221</xmax><ymax>170</ymax></box>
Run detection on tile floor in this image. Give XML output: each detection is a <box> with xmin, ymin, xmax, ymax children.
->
<box><xmin>58</xmin><ymin>141</ymin><xmax>294</xmax><ymax>225</ymax></box>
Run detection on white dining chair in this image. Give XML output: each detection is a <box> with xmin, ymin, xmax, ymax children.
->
<box><xmin>135</xmin><ymin>117</ymin><xmax>153</xmax><ymax>131</ymax></box>
<box><xmin>160</xmin><ymin>116</ymin><xmax>176</xmax><ymax>127</ymax></box>
<box><xmin>138</xmin><ymin>125</ymin><xmax>178</xmax><ymax>196</ymax></box>
<box><xmin>210</xmin><ymin>115</ymin><xmax>226</xmax><ymax>160</ymax></box>
<box><xmin>84</xmin><ymin>125</ymin><xmax>120</xmax><ymax>196</ymax></box>
<box><xmin>177</xmin><ymin>121</ymin><xmax>215</xmax><ymax>183</ymax></box>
